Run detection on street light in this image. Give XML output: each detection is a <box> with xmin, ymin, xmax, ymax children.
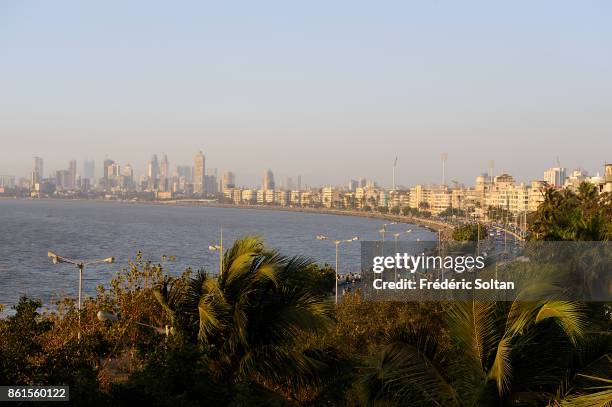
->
<box><xmin>97</xmin><ymin>310</ymin><xmax>172</xmax><ymax>336</ymax></box>
<box><xmin>392</xmin><ymin>230</ymin><xmax>412</xmax><ymax>281</ymax></box>
<box><xmin>316</xmin><ymin>235</ymin><xmax>358</xmax><ymax>304</ymax></box>
<box><xmin>48</xmin><ymin>251</ymin><xmax>114</xmax><ymax>340</ymax></box>
<box><xmin>379</xmin><ymin>222</ymin><xmax>397</xmax><ymax>242</ymax></box>
<box><xmin>208</xmin><ymin>226</ymin><xmax>223</xmax><ymax>275</ymax></box>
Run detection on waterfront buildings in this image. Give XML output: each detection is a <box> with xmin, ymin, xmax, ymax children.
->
<box><xmin>11</xmin><ymin>153</ymin><xmax>611</xmax><ymax>223</ymax></box>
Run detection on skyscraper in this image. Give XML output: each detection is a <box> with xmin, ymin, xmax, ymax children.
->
<box><xmin>147</xmin><ymin>154</ymin><xmax>159</xmax><ymax>190</ymax></box>
<box><xmin>31</xmin><ymin>156</ymin><xmax>44</xmax><ymax>187</ymax></box>
<box><xmin>205</xmin><ymin>169</ymin><xmax>218</xmax><ymax>195</ymax></box>
<box><xmin>122</xmin><ymin>164</ymin><xmax>134</xmax><ymax>189</ymax></box>
<box><xmin>83</xmin><ymin>159</ymin><xmax>95</xmax><ymax>182</ymax></box>
<box><xmin>193</xmin><ymin>151</ymin><xmax>206</xmax><ymax>195</ymax></box>
<box><xmin>263</xmin><ymin>169</ymin><xmax>275</xmax><ymax>191</ymax></box>
<box><xmin>68</xmin><ymin>160</ymin><xmax>77</xmax><ymax>190</ymax></box>
<box><xmin>55</xmin><ymin>169</ymin><xmax>71</xmax><ymax>190</ymax></box>
<box><xmin>33</xmin><ymin>157</ymin><xmax>43</xmax><ymax>179</ymax></box>
<box><xmin>103</xmin><ymin>159</ymin><xmax>114</xmax><ymax>180</ymax></box>
<box><xmin>159</xmin><ymin>154</ymin><xmax>170</xmax><ymax>192</ymax></box>
<box><xmin>176</xmin><ymin>165</ymin><xmax>192</xmax><ymax>183</ymax></box>
<box><xmin>221</xmin><ymin>171</ymin><xmax>236</xmax><ymax>192</ymax></box>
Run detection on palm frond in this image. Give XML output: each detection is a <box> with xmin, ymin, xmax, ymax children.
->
<box><xmin>445</xmin><ymin>301</ymin><xmax>497</xmax><ymax>371</ymax></box>
<box><xmin>559</xmin><ymin>374</ymin><xmax>612</xmax><ymax>407</ymax></box>
<box><xmin>487</xmin><ymin>336</ymin><xmax>513</xmax><ymax>396</ymax></box>
<box><xmin>535</xmin><ymin>301</ymin><xmax>586</xmax><ymax>345</ymax></box>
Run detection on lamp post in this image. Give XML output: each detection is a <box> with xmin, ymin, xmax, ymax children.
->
<box><xmin>208</xmin><ymin>226</ymin><xmax>223</xmax><ymax>275</ymax></box>
<box><xmin>316</xmin><ymin>235</ymin><xmax>358</xmax><ymax>304</ymax></box>
<box><xmin>379</xmin><ymin>222</ymin><xmax>397</xmax><ymax>242</ymax></box>
<box><xmin>392</xmin><ymin>230</ymin><xmax>412</xmax><ymax>281</ymax></box>
<box><xmin>379</xmin><ymin>222</ymin><xmax>397</xmax><ymax>257</ymax></box>
<box><xmin>48</xmin><ymin>251</ymin><xmax>114</xmax><ymax>341</ymax></box>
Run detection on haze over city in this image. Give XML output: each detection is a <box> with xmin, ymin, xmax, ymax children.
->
<box><xmin>1</xmin><ymin>1</ymin><xmax>611</xmax><ymax>186</ymax></box>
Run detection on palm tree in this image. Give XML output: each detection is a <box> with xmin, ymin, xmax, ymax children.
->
<box><xmin>557</xmin><ymin>375</ymin><xmax>612</xmax><ymax>406</ymax></box>
<box><xmin>154</xmin><ymin>236</ymin><xmax>344</xmax><ymax>403</ymax></box>
<box><xmin>362</xmin><ymin>278</ymin><xmax>588</xmax><ymax>406</ymax></box>
<box><xmin>531</xmin><ymin>183</ymin><xmax>611</xmax><ymax>241</ymax></box>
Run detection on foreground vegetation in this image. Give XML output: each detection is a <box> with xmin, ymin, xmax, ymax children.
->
<box><xmin>1</xmin><ymin>184</ymin><xmax>610</xmax><ymax>406</ymax></box>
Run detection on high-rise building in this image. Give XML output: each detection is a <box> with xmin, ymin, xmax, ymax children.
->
<box><xmin>121</xmin><ymin>164</ymin><xmax>134</xmax><ymax>189</ymax></box>
<box><xmin>31</xmin><ymin>156</ymin><xmax>44</xmax><ymax>186</ymax></box>
<box><xmin>103</xmin><ymin>159</ymin><xmax>114</xmax><ymax>180</ymax></box>
<box><xmin>160</xmin><ymin>154</ymin><xmax>169</xmax><ymax>178</ymax></box>
<box><xmin>297</xmin><ymin>175</ymin><xmax>302</xmax><ymax>191</ymax></box>
<box><xmin>147</xmin><ymin>154</ymin><xmax>159</xmax><ymax>190</ymax></box>
<box><xmin>176</xmin><ymin>165</ymin><xmax>192</xmax><ymax>183</ymax></box>
<box><xmin>55</xmin><ymin>170</ymin><xmax>69</xmax><ymax>190</ymax></box>
<box><xmin>221</xmin><ymin>171</ymin><xmax>236</xmax><ymax>192</ymax></box>
<box><xmin>159</xmin><ymin>154</ymin><xmax>170</xmax><ymax>192</ymax></box>
<box><xmin>193</xmin><ymin>151</ymin><xmax>206</xmax><ymax>195</ymax></box>
<box><xmin>68</xmin><ymin>160</ymin><xmax>77</xmax><ymax>190</ymax></box>
<box><xmin>34</xmin><ymin>157</ymin><xmax>43</xmax><ymax>179</ymax></box>
<box><xmin>83</xmin><ymin>159</ymin><xmax>95</xmax><ymax>182</ymax></box>
<box><xmin>205</xmin><ymin>169</ymin><xmax>218</xmax><ymax>195</ymax></box>
<box><xmin>0</xmin><ymin>175</ymin><xmax>15</xmax><ymax>188</ymax></box>
<box><xmin>263</xmin><ymin>169</ymin><xmax>275</xmax><ymax>191</ymax></box>
<box><xmin>543</xmin><ymin>167</ymin><xmax>567</xmax><ymax>188</ymax></box>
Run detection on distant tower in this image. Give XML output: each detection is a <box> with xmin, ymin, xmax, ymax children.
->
<box><xmin>441</xmin><ymin>153</ymin><xmax>448</xmax><ymax>186</ymax></box>
<box><xmin>102</xmin><ymin>159</ymin><xmax>113</xmax><ymax>179</ymax></box>
<box><xmin>489</xmin><ymin>160</ymin><xmax>495</xmax><ymax>183</ymax></box>
<box><xmin>392</xmin><ymin>156</ymin><xmax>398</xmax><ymax>190</ymax></box>
<box><xmin>123</xmin><ymin>163</ymin><xmax>134</xmax><ymax>188</ymax></box>
<box><xmin>68</xmin><ymin>160</ymin><xmax>77</xmax><ymax>190</ymax></box>
<box><xmin>33</xmin><ymin>156</ymin><xmax>44</xmax><ymax>179</ymax></box>
<box><xmin>147</xmin><ymin>154</ymin><xmax>159</xmax><ymax>189</ymax></box>
<box><xmin>221</xmin><ymin>171</ymin><xmax>236</xmax><ymax>191</ymax></box>
<box><xmin>159</xmin><ymin>154</ymin><xmax>170</xmax><ymax>192</ymax></box>
<box><xmin>263</xmin><ymin>169</ymin><xmax>275</xmax><ymax>191</ymax></box>
<box><xmin>160</xmin><ymin>154</ymin><xmax>169</xmax><ymax>178</ymax></box>
<box><xmin>32</xmin><ymin>156</ymin><xmax>44</xmax><ymax>186</ymax></box>
<box><xmin>297</xmin><ymin>175</ymin><xmax>302</xmax><ymax>191</ymax></box>
<box><xmin>193</xmin><ymin>151</ymin><xmax>206</xmax><ymax>195</ymax></box>
<box><xmin>83</xmin><ymin>159</ymin><xmax>95</xmax><ymax>182</ymax></box>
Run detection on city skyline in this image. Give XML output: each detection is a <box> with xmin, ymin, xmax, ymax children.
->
<box><xmin>1</xmin><ymin>1</ymin><xmax>611</xmax><ymax>184</ymax></box>
<box><xmin>3</xmin><ymin>150</ymin><xmax>610</xmax><ymax>190</ymax></box>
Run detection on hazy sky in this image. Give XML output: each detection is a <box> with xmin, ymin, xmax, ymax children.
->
<box><xmin>1</xmin><ymin>1</ymin><xmax>610</xmax><ymax>187</ymax></box>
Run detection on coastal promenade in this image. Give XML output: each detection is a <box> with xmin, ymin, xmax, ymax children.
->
<box><xmin>162</xmin><ymin>199</ymin><xmax>456</xmax><ymax>239</ymax></box>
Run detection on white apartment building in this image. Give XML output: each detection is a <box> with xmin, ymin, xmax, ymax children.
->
<box><xmin>544</xmin><ymin>167</ymin><xmax>567</xmax><ymax>188</ymax></box>
<box><xmin>322</xmin><ymin>187</ymin><xmax>341</xmax><ymax>208</ymax></box>
<box><xmin>241</xmin><ymin>189</ymin><xmax>256</xmax><ymax>204</ymax></box>
<box><xmin>274</xmin><ymin>190</ymin><xmax>289</xmax><ymax>206</ymax></box>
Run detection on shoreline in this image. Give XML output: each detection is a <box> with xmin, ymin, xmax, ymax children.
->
<box><xmin>1</xmin><ymin>196</ymin><xmax>454</xmax><ymax>238</ymax></box>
